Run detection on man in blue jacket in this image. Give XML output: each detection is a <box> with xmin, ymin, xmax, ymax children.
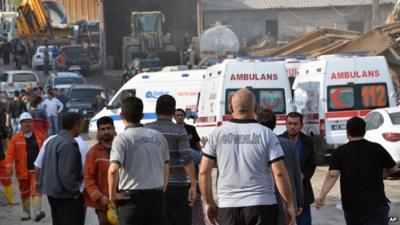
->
<box><xmin>39</xmin><ymin>112</ymin><xmax>85</xmax><ymax>225</ymax></box>
<box><xmin>280</xmin><ymin>112</ymin><xmax>316</xmax><ymax>225</ymax></box>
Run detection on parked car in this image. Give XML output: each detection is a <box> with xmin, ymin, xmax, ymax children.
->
<box><xmin>122</xmin><ymin>58</ymin><xmax>163</xmax><ymax>83</ymax></box>
<box><xmin>0</xmin><ymin>70</ymin><xmax>39</xmax><ymax>98</ymax></box>
<box><xmin>364</xmin><ymin>107</ymin><xmax>400</xmax><ymax>165</ymax></box>
<box><xmin>129</xmin><ymin>58</ymin><xmax>163</xmax><ymax>74</ymax></box>
<box><xmin>58</xmin><ymin>45</ymin><xmax>90</xmax><ymax>73</ymax></box>
<box><xmin>66</xmin><ymin>84</ymin><xmax>103</xmax><ymax>129</ymax></box>
<box><xmin>32</xmin><ymin>45</ymin><xmax>57</xmax><ymax>70</ymax></box>
<box><xmin>45</xmin><ymin>72</ymin><xmax>87</xmax><ymax>90</ymax></box>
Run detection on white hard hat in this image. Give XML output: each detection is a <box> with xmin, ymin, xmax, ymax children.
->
<box><xmin>19</xmin><ymin>112</ymin><xmax>33</xmax><ymax>122</ymax></box>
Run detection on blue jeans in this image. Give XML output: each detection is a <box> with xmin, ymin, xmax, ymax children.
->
<box><xmin>344</xmin><ymin>204</ymin><xmax>389</xmax><ymax>225</ymax></box>
<box><xmin>11</xmin><ymin>117</ymin><xmax>20</xmax><ymax>134</ymax></box>
<box><xmin>297</xmin><ymin>205</ymin><xmax>312</xmax><ymax>225</ymax></box>
<box><xmin>49</xmin><ymin>115</ymin><xmax>59</xmax><ymax>135</ymax></box>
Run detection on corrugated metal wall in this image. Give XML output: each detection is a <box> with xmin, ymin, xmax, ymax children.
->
<box><xmin>55</xmin><ymin>0</ymin><xmax>99</xmax><ymax>22</ymax></box>
<box><xmin>203</xmin><ymin>4</ymin><xmax>394</xmax><ymax>42</ymax></box>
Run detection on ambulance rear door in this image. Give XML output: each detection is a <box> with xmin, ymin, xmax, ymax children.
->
<box><xmin>196</xmin><ymin>63</ymin><xmax>225</xmax><ymax>138</ymax></box>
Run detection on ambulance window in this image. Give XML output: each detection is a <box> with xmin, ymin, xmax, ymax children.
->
<box><xmin>196</xmin><ymin>93</ymin><xmax>200</xmax><ymax>113</ymax></box>
<box><xmin>259</xmin><ymin>89</ymin><xmax>285</xmax><ymax>114</ymax></box>
<box><xmin>360</xmin><ymin>84</ymin><xmax>388</xmax><ymax>108</ymax></box>
<box><xmin>328</xmin><ymin>86</ymin><xmax>354</xmax><ymax>111</ymax></box>
<box><xmin>365</xmin><ymin>112</ymin><xmax>383</xmax><ymax>130</ymax></box>
<box><xmin>225</xmin><ymin>89</ymin><xmax>238</xmax><ymax>114</ymax></box>
<box><xmin>389</xmin><ymin>112</ymin><xmax>400</xmax><ymax>125</ymax></box>
<box><xmin>108</xmin><ymin>89</ymin><xmax>136</xmax><ymax>109</ymax></box>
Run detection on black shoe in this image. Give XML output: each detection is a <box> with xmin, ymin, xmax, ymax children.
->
<box><xmin>20</xmin><ymin>216</ymin><xmax>30</xmax><ymax>221</ymax></box>
<box><xmin>34</xmin><ymin>211</ymin><xmax>46</xmax><ymax>222</ymax></box>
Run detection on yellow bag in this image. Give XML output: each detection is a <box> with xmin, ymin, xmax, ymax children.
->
<box><xmin>107</xmin><ymin>204</ymin><xmax>118</xmax><ymax>225</ymax></box>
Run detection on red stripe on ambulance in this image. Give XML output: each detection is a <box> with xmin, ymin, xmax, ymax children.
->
<box><xmin>325</xmin><ymin>110</ymin><xmax>371</xmax><ymax>119</ymax></box>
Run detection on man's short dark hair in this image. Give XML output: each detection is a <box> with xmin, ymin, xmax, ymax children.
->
<box><xmin>62</xmin><ymin>112</ymin><xmax>83</xmax><ymax>130</ymax></box>
<box><xmin>287</xmin><ymin>112</ymin><xmax>303</xmax><ymax>124</ymax></box>
<box><xmin>30</xmin><ymin>99</ymin><xmax>38</xmax><ymax>108</ymax></box>
<box><xmin>97</xmin><ymin>116</ymin><xmax>114</xmax><ymax>128</ymax></box>
<box><xmin>175</xmin><ymin>108</ymin><xmax>186</xmax><ymax>116</ymax></box>
<box><xmin>14</xmin><ymin>90</ymin><xmax>19</xmax><ymax>97</ymax></box>
<box><xmin>156</xmin><ymin>95</ymin><xmax>176</xmax><ymax>115</ymax></box>
<box><xmin>346</xmin><ymin>117</ymin><xmax>366</xmax><ymax>137</ymax></box>
<box><xmin>122</xmin><ymin>96</ymin><xmax>143</xmax><ymax>123</ymax></box>
<box><xmin>257</xmin><ymin>108</ymin><xmax>277</xmax><ymax>130</ymax></box>
<box><xmin>35</xmin><ymin>96</ymin><xmax>42</xmax><ymax>104</ymax></box>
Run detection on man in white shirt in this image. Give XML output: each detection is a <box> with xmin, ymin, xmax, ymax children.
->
<box><xmin>199</xmin><ymin>88</ymin><xmax>296</xmax><ymax>225</ymax></box>
<box><xmin>40</xmin><ymin>90</ymin><xmax>64</xmax><ymax>135</ymax></box>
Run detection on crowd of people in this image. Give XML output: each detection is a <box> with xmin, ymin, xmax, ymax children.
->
<box><xmin>0</xmin><ymin>38</ymin><xmax>34</xmax><ymax>71</ymax></box>
<box><xmin>0</xmin><ymin>88</ymin><xmax>399</xmax><ymax>225</ymax></box>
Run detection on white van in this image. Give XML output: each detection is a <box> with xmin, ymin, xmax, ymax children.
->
<box><xmin>293</xmin><ymin>55</ymin><xmax>397</xmax><ymax>151</ymax></box>
<box><xmin>88</xmin><ymin>69</ymin><xmax>205</xmax><ymax>138</ymax></box>
<box><xmin>196</xmin><ymin>59</ymin><xmax>294</xmax><ymax>138</ymax></box>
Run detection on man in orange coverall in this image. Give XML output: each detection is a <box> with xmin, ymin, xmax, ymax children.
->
<box><xmin>6</xmin><ymin>112</ymin><xmax>46</xmax><ymax>221</ymax></box>
<box><xmin>84</xmin><ymin>116</ymin><xmax>116</xmax><ymax>225</ymax></box>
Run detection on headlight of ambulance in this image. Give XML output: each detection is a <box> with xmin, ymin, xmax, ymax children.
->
<box><xmin>68</xmin><ymin>108</ymin><xmax>79</xmax><ymax>113</ymax></box>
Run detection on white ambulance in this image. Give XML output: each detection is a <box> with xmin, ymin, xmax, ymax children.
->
<box><xmin>284</xmin><ymin>57</ymin><xmax>310</xmax><ymax>87</ymax></box>
<box><xmin>88</xmin><ymin>69</ymin><xmax>205</xmax><ymax>139</ymax></box>
<box><xmin>196</xmin><ymin>59</ymin><xmax>294</xmax><ymax>138</ymax></box>
<box><xmin>293</xmin><ymin>55</ymin><xmax>396</xmax><ymax>150</ymax></box>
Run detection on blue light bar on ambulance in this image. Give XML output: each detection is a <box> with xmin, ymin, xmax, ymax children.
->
<box><xmin>335</xmin><ymin>51</ymin><xmax>370</xmax><ymax>57</ymax></box>
<box><xmin>181</xmin><ymin>73</ymin><xmax>189</xmax><ymax>77</ymax></box>
<box><xmin>142</xmin><ymin>75</ymin><xmax>149</xmax><ymax>79</ymax></box>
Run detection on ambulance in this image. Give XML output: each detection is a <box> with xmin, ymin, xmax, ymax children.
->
<box><xmin>88</xmin><ymin>69</ymin><xmax>205</xmax><ymax>139</ymax></box>
<box><xmin>195</xmin><ymin>59</ymin><xmax>294</xmax><ymax>138</ymax></box>
<box><xmin>293</xmin><ymin>55</ymin><xmax>396</xmax><ymax>150</ymax></box>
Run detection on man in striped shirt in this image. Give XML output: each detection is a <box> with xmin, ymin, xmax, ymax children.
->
<box><xmin>145</xmin><ymin>95</ymin><xmax>197</xmax><ymax>225</ymax></box>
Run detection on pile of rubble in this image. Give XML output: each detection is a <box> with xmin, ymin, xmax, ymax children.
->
<box><xmin>249</xmin><ymin>28</ymin><xmax>360</xmax><ymax>57</ymax></box>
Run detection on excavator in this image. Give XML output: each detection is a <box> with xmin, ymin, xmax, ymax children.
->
<box><xmin>16</xmin><ymin>0</ymin><xmax>70</xmax><ymax>39</ymax></box>
<box><xmin>121</xmin><ymin>11</ymin><xmax>182</xmax><ymax>68</ymax></box>
<box><xmin>16</xmin><ymin>0</ymin><xmax>49</xmax><ymax>37</ymax></box>
<box><xmin>14</xmin><ymin>0</ymin><xmax>101</xmax><ymax>70</ymax></box>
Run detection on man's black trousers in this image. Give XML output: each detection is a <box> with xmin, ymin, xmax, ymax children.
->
<box><xmin>165</xmin><ymin>185</ymin><xmax>192</xmax><ymax>225</ymax></box>
<box><xmin>117</xmin><ymin>190</ymin><xmax>165</xmax><ymax>225</ymax></box>
<box><xmin>219</xmin><ymin>205</ymin><xmax>278</xmax><ymax>225</ymax></box>
<box><xmin>47</xmin><ymin>194</ymin><xmax>85</xmax><ymax>225</ymax></box>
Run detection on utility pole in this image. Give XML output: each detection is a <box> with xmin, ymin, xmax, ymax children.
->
<box><xmin>99</xmin><ymin>0</ymin><xmax>107</xmax><ymax>71</ymax></box>
<box><xmin>196</xmin><ymin>0</ymin><xmax>203</xmax><ymax>35</ymax></box>
<box><xmin>372</xmin><ymin>0</ymin><xmax>381</xmax><ymax>27</ymax></box>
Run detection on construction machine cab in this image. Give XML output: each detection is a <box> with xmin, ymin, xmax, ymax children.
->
<box><xmin>131</xmin><ymin>11</ymin><xmax>164</xmax><ymax>36</ymax></box>
<box><xmin>122</xmin><ymin>11</ymin><xmax>180</xmax><ymax>69</ymax></box>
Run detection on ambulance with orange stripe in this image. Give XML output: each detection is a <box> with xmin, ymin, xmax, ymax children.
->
<box><xmin>195</xmin><ymin>59</ymin><xmax>294</xmax><ymax>138</ymax></box>
<box><xmin>293</xmin><ymin>55</ymin><xmax>396</xmax><ymax>153</ymax></box>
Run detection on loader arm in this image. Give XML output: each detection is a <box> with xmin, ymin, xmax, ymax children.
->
<box><xmin>16</xmin><ymin>0</ymin><xmax>51</xmax><ymax>37</ymax></box>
